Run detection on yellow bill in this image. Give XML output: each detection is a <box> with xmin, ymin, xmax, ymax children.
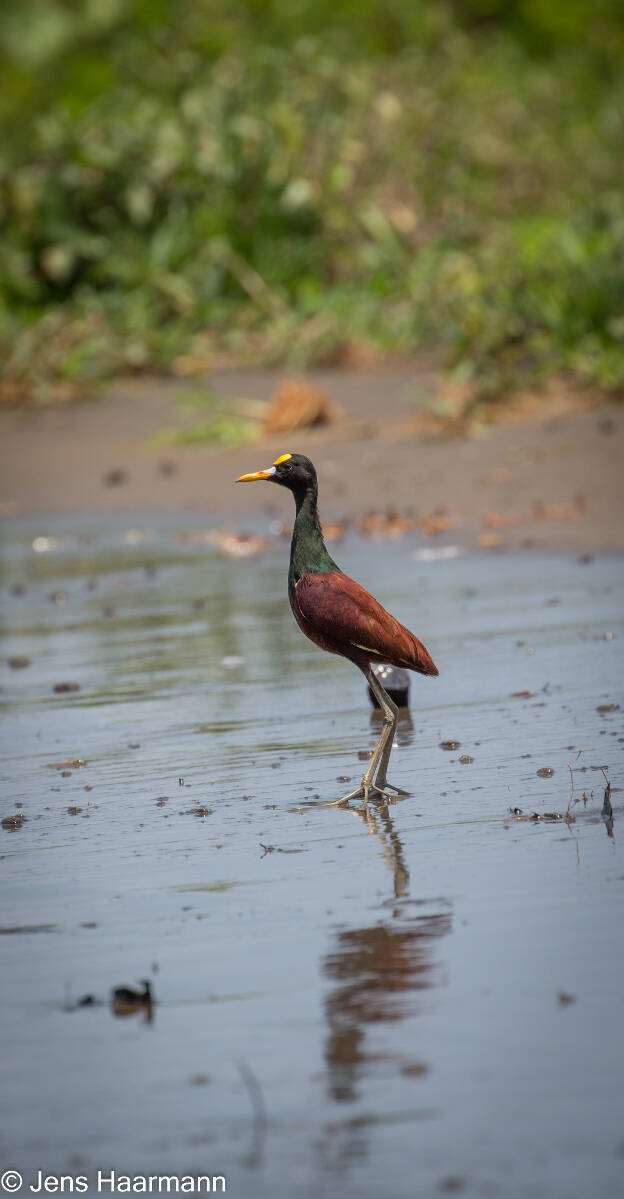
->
<box><xmin>236</xmin><ymin>453</ymin><xmax>292</xmax><ymax>483</ymax></box>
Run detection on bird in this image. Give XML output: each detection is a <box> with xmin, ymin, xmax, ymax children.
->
<box><xmin>110</xmin><ymin>979</ymin><xmax>153</xmax><ymax>1018</ymax></box>
<box><xmin>237</xmin><ymin>453</ymin><xmax>437</xmax><ymax>803</ymax></box>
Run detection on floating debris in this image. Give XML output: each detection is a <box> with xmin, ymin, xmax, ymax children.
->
<box><xmin>53</xmin><ymin>681</ymin><xmax>80</xmax><ymax>693</ymax></box>
<box><xmin>48</xmin><ymin>759</ymin><xmax>87</xmax><ymax>770</ymax></box>
<box><xmin>2</xmin><ymin>814</ymin><xmax>26</xmax><ymax>831</ymax></box>
<box><xmin>510</xmin><ymin>690</ymin><xmax>533</xmax><ymax>699</ymax></box>
<box><xmin>597</xmin><ymin>704</ymin><xmax>619</xmax><ymax>714</ymax></box>
<box><xmin>459</xmin><ymin>755</ymin><xmax>474</xmax><ymax>764</ymax></box>
<box><xmin>440</xmin><ymin>740</ymin><xmax>460</xmax><ymax>751</ymax></box>
<box><xmin>8</xmin><ymin>656</ymin><xmax>30</xmax><ymax>669</ymax></box>
<box><xmin>557</xmin><ymin>991</ymin><xmax>576</xmax><ymax>1006</ymax></box>
<box><xmin>537</xmin><ymin>767</ymin><xmax>554</xmax><ymax>778</ymax></box>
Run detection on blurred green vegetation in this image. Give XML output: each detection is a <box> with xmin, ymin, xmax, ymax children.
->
<box><xmin>1</xmin><ymin>0</ymin><xmax>623</xmax><ymax>402</ymax></box>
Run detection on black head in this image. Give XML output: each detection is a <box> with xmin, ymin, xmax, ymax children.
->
<box><xmin>237</xmin><ymin>452</ymin><xmax>317</xmax><ymax>495</ymax></box>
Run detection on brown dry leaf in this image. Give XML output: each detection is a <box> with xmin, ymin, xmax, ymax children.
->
<box><xmin>416</xmin><ymin>512</ymin><xmax>456</xmax><ymax>538</ymax></box>
<box><xmin>208</xmin><ymin>530</ymin><xmax>273</xmax><ymax>558</ymax></box>
<box><xmin>357</xmin><ymin>508</ymin><xmax>415</xmax><ymax>540</ymax></box>
<box><xmin>47</xmin><ymin>759</ymin><xmax>87</xmax><ymax>770</ymax></box>
<box><xmin>482</xmin><ymin>510</ymin><xmax>526</xmax><ymax>530</ymax></box>
<box><xmin>533</xmin><ymin>495</ymin><xmax>586</xmax><ymax>522</ymax></box>
<box><xmin>262</xmin><ymin>378</ymin><xmax>342</xmax><ymax>434</ymax></box>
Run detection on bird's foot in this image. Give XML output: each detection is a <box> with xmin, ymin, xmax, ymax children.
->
<box><xmin>373</xmin><ymin>778</ymin><xmax>410</xmax><ymax>797</ymax></box>
<box><xmin>326</xmin><ymin>779</ymin><xmax>409</xmax><ymax>806</ymax></box>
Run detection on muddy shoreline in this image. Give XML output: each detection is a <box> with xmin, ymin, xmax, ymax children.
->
<box><xmin>1</xmin><ymin>368</ymin><xmax>623</xmax><ymax>554</ymax></box>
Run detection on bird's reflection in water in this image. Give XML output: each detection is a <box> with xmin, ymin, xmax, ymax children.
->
<box><xmin>352</xmin><ymin>798</ymin><xmax>410</xmax><ymax>900</ymax></box>
<box><xmin>369</xmin><ymin>707</ymin><xmax>414</xmax><ymax>751</ymax></box>
<box><xmin>323</xmin><ymin>907</ymin><xmax>451</xmax><ymax>1105</ymax></box>
<box><xmin>319</xmin><ymin>797</ymin><xmax>452</xmax><ymax>1173</ymax></box>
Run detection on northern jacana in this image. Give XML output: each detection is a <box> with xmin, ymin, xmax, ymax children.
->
<box><xmin>237</xmin><ymin>453</ymin><xmax>438</xmax><ymax>803</ymax></box>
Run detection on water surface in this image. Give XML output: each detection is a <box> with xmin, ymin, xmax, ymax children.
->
<box><xmin>1</xmin><ymin>519</ymin><xmax>623</xmax><ymax>1198</ymax></box>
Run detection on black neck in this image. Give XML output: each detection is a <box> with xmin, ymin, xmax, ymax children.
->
<box><xmin>288</xmin><ymin>481</ymin><xmax>338</xmax><ymax>589</ymax></box>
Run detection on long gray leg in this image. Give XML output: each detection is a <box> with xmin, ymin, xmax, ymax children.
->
<box><xmin>327</xmin><ymin>667</ymin><xmax>406</xmax><ymax>805</ymax></box>
<box><xmin>368</xmin><ymin>669</ymin><xmax>409</xmax><ymax>795</ymax></box>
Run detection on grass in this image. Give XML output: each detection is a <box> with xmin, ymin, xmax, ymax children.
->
<box><xmin>1</xmin><ymin>1</ymin><xmax>623</xmax><ymax>405</ymax></box>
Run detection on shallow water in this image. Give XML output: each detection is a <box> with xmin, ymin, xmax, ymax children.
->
<box><xmin>1</xmin><ymin>518</ymin><xmax>623</xmax><ymax>1199</ymax></box>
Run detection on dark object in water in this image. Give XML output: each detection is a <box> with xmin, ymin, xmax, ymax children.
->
<box><xmin>111</xmin><ymin>979</ymin><xmax>153</xmax><ymax>1018</ymax></box>
<box><xmin>367</xmin><ymin>663</ymin><xmax>410</xmax><ymax>710</ymax></box>
<box><xmin>237</xmin><ymin>453</ymin><xmax>437</xmax><ymax>803</ymax></box>
<box><xmin>77</xmin><ymin>994</ymin><xmax>96</xmax><ymax>1007</ymax></box>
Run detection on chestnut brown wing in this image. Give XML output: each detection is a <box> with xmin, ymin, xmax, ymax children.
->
<box><xmin>293</xmin><ymin>571</ymin><xmax>438</xmax><ymax>676</ymax></box>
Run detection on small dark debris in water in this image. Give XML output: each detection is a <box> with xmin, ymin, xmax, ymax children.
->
<box><xmin>530</xmin><ymin>812</ymin><xmax>542</xmax><ymax>821</ymax></box>
<box><xmin>439</xmin><ymin>1178</ymin><xmax>466</xmax><ymax>1194</ymax></box>
<box><xmin>81</xmin><ymin>922</ymin><xmax>98</xmax><ymax>929</ymax></box>
<box><xmin>597</xmin><ymin>704</ymin><xmax>619</xmax><ymax>714</ymax></box>
<box><xmin>2</xmin><ymin>814</ymin><xmax>26</xmax><ymax>831</ymax></box>
<box><xmin>178</xmin><ymin>777</ymin><xmax>184</xmax><ymax>786</ymax></box>
<box><xmin>67</xmin><ymin>806</ymin><xmax>82</xmax><ymax>815</ymax></box>
<box><xmin>543</xmin><ymin>812</ymin><xmax>563</xmax><ymax>820</ymax></box>
<box><xmin>48</xmin><ymin>590</ymin><xmax>68</xmax><ymax>605</ymax></box>
<box><xmin>189</xmin><ymin>1073</ymin><xmax>211</xmax><ymax>1086</ymax></box>
<box><xmin>9</xmin><ymin>583</ymin><xmax>26</xmax><ymax>596</ymax></box>
<box><xmin>358</xmin><ymin>750</ymin><xmax>372</xmax><ymax>760</ymax></box>
<box><xmin>510</xmin><ymin>690</ymin><xmax>533</xmax><ymax>699</ymax></box>
<box><xmin>103</xmin><ymin>468</ymin><xmax>127</xmax><ymax>487</ymax></box>
<box><xmin>337</xmin><ymin>776</ymin><xmax>351</xmax><ymax>783</ymax></box>
<box><xmin>76</xmin><ymin>994</ymin><xmax>96</xmax><ymax>1007</ymax></box>
<box><xmin>545</xmin><ymin>597</ymin><xmax>560</xmax><ymax>606</ymax></box>
<box><xmin>128</xmin><ymin>742</ymin><xmax>141</xmax><ymax>749</ymax></box>
<box><xmin>84</xmin><ymin>785</ymin><xmax>93</xmax><ymax>792</ymax></box>
<box><xmin>557</xmin><ymin>990</ymin><xmax>575</xmax><ymax>1006</ymax></box>
<box><xmin>537</xmin><ymin>767</ymin><xmax>554</xmax><ymax>778</ymax></box>
<box><xmin>53</xmin><ymin>681</ymin><xmax>80</xmax><ymax>693</ymax></box>
<box><xmin>61</xmin><ymin>770</ymin><xmax>72</xmax><ymax>778</ymax></box>
<box><xmin>260</xmin><ymin>843</ymin><xmax>304</xmax><ymax>857</ymax></box>
<box><xmin>577</xmin><ymin>553</ymin><xmax>593</xmax><ymax>565</ymax></box>
<box><xmin>155</xmin><ymin>797</ymin><xmax>168</xmax><ymax>807</ymax></box>
<box><xmin>86</xmin><ymin>578</ymin><xmax>98</xmax><ymax>590</ymax></box>
<box><xmin>264</xmin><ymin>804</ymin><xmax>278</xmax><ymax>810</ymax></box>
<box><xmin>440</xmin><ymin>741</ymin><xmax>460</xmax><ymax>751</ymax></box>
<box><xmin>459</xmin><ymin>755</ymin><xmax>474</xmax><ymax>765</ymax></box>
<box><xmin>516</xmin><ymin>640</ymin><xmax>525</xmax><ymax>647</ymax></box>
<box><xmin>8</xmin><ymin>656</ymin><xmax>30</xmax><ymax>669</ymax></box>
<box><xmin>102</xmin><ymin>605</ymin><xmax>116</xmax><ymax>619</ymax></box>
<box><xmin>271</xmin><ymin>761</ymin><xmax>281</xmax><ymax>769</ymax></box>
<box><xmin>192</xmin><ymin>598</ymin><xmax>206</xmax><ymax>610</ymax></box>
<box><xmin>509</xmin><ymin>807</ymin><xmax>523</xmax><ymax>816</ymax></box>
<box><xmin>401</xmin><ymin>1061</ymin><xmax>429</xmax><ymax>1078</ymax></box>
<box><xmin>184</xmin><ymin>807</ymin><xmax>213</xmax><ymax>818</ymax></box>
